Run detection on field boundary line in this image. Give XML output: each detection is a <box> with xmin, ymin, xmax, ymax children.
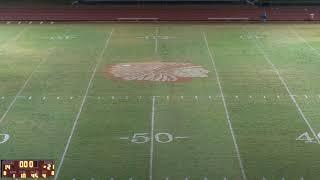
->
<box><xmin>289</xmin><ymin>26</ymin><xmax>320</xmax><ymax>56</ymax></box>
<box><xmin>149</xmin><ymin>96</ymin><xmax>156</xmax><ymax>180</ymax></box>
<box><xmin>202</xmin><ymin>32</ymin><xmax>247</xmax><ymax>180</ymax></box>
<box><xmin>0</xmin><ymin>48</ymin><xmax>55</xmax><ymax>124</ymax></box>
<box><xmin>55</xmin><ymin>28</ymin><xmax>114</xmax><ymax>180</ymax></box>
<box><xmin>248</xmin><ymin>29</ymin><xmax>320</xmax><ymax>143</ymax></box>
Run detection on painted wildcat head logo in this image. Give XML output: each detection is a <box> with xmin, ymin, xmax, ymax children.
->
<box><xmin>106</xmin><ymin>62</ymin><xmax>209</xmax><ymax>82</ymax></box>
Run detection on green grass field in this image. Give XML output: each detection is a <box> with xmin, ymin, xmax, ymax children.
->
<box><xmin>0</xmin><ymin>22</ymin><xmax>320</xmax><ymax>180</ymax></box>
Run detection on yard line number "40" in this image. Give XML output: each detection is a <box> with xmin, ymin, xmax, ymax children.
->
<box><xmin>296</xmin><ymin>132</ymin><xmax>320</xmax><ymax>143</ymax></box>
<box><xmin>0</xmin><ymin>134</ymin><xmax>10</xmax><ymax>144</ymax></box>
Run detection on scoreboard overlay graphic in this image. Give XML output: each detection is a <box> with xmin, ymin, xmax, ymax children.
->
<box><xmin>1</xmin><ymin>160</ymin><xmax>55</xmax><ymax>178</ymax></box>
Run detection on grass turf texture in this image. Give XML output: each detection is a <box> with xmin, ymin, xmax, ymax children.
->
<box><xmin>0</xmin><ymin>23</ymin><xmax>320</xmax><ymax>180</ymax></box>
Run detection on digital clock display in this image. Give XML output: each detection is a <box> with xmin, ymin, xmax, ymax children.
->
<box><xmin>1</xmin><ymin>160</ymin><xmax>55</xmax><ymax>178</ymax></box>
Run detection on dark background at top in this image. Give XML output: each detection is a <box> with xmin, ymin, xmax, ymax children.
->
<box><xmin>1</xmin><ymin>0</ymin><xmax>319</xmax><ymax>7</ymax></box>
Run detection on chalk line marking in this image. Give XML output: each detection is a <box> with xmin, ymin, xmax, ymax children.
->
<box><xmin>155</xmin><ymin>28</ymin><xmax>158</xmax><ymax>54</ymax></box>
<box><xmin>54</xmin><ymin>29</ymin><xmax>114</xmax><ymax>180</ymax></box>
<box><xmin>248</xmin><ymin>29</ymin><xmax>320</xmax><ymax>144</ymax></box>
<box><xmin>290</xmin><ymin>26</ymin><xmax>320</xmax><ymax>56</ymax></box>
<box><xmin>1</xmin><ymin>27</ymin><xmax>29</xmax><ymax>50</ymax></box>
<box><xmin>149</xmin><ymin>96</ymin><xmax>156</xmax><ymax>180</ymax></box>
<box><xmin>202</xmin><ymin>32</ymin><xmax>247</xmax><ymax>180</ymax></box>
<box><xmin>0</xmin><ymin>49</ymin><xmax>54</xmax><ymax>124</ymax></box>
<box><xmin>119</xmin><ymin>137</ymin><xmax>129</xmax><ymax>140</ymax></box>
<box><xmin>175</xmin><ymin>136</ymin><xmax>189</xmax><ymax>139</ymax></box>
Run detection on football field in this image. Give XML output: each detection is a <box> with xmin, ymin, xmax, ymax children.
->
<box><xmin>0</xmin><ymin>22</ymin><xmax>320</xmax><ymax>180</ymax></box>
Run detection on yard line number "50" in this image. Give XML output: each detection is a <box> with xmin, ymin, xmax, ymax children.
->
<box><xmin>131</xmin><ymin>133</ymin><xmax>173</xmax><ymax>144</ymax></box>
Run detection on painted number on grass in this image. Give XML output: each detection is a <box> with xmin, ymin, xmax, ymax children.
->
<box><xmin>122</xmin><ymin>132</ymin><xmax>187</xmax><ymax>144</ymax></box>
<box><xmin>0</xmin><ymin>134</ymin><xmax>10</xmax><ymax>144</ymax></box>
<box><xmin>296</xmin><ymin>132</ymin><xmax>320</xmax><ymax>143</ymax></box>
<box><xmin>131</xmin><ymin>133</ymin><xmax>150</xmax><ymax>144</ymax></box>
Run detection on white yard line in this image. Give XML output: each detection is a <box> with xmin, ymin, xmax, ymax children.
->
<box><xmin>1</xmin><ymin>27</ymin><xmax>29</xmax><ymax>49</ymax></box>
<box><xmin>202</xmin><ymin>32</ymin><xmax>247</xmax><ymax>180</ymax></box>
<box><xmin>289</xmin><ymin>26</ymin><xmax>320</xmax><ymax>56</ymax></box>
<box><xmin>155</xmin><ymin>28</ymin><xmax>159</xmax><ymax>54</ymax></box>
<box><xmin>2</xmin><ymin>27</ymin><xmax>30</xmax><ymax>72</ymax></box>
<box><xmin>0</xmin><ymin>49</ymin><xmax>54</xmax><ymax>124</ymax></box>
<box><xmin>149</xmin><ymin>96</ymin><xmax>156</xmax><ymax>180</ymax></box>
<box><xmin>249</xmin><ymin>30</ymin><xmax>320</xmax><ymax>144</ymax></box>
<box><xmin>54</xmin><ymin>29</ymin><xmax>114</xmax><ymax>180</ymax></box>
